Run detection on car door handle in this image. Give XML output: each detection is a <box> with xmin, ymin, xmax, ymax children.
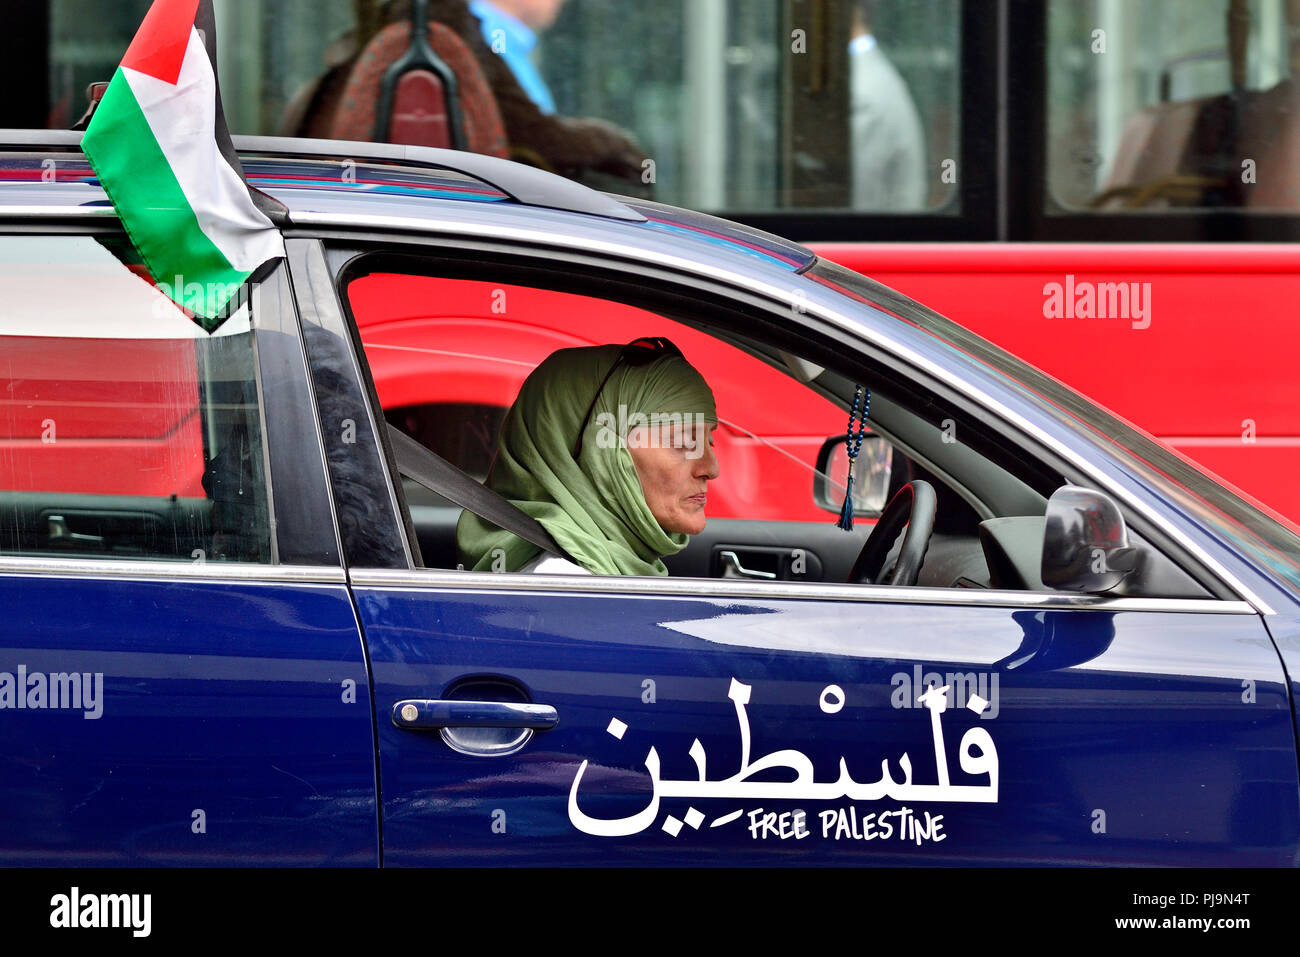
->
<box><xmin>47</xmin><ymin>515</ymin><xmax>105</xmax><ymax>547</ymax></box>
<box><xmin>391</xmin><ymin>699</ymin><xmax>559</xmax><ymax>731</ymax></box>
<box><xmin>719</xmin><ymin>549</ymin><xmax>777</xmax><ymax>579</ymax></box>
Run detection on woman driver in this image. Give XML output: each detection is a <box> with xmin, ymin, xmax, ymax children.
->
<box><xmin>456</xmin><ymin>338</ymin><xmax>719</xmax><ymax>575</ymax></box>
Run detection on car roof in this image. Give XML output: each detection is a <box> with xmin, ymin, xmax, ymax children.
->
<box><xmin>0</xmin><ymin>131</ymin><xmax>816</xmax><ymax>275</ymax></box>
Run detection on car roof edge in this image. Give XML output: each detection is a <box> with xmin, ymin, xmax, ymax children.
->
<box><xmin>0</xmin><ymin>130</ymin><xmax>647</xmax><ymax>224</ymax></box>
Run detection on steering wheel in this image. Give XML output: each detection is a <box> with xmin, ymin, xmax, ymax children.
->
<box><xmin>847</xmin><ymin>480</ymin><xmax>937</xmax><ymax>586</ymax></box>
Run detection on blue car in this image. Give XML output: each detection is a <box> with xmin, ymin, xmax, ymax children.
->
<box><xmin>1</xmin><ymin>130</ymin><xmax>1298</xmax><ymax>866</ymax></box>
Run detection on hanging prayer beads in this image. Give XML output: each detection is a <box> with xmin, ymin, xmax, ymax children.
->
<box><xmin>837</xmin><ymin>386</ymin><xmax>871</xmax><ymax>531</ymax></box>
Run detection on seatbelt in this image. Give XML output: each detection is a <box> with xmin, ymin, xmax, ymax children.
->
<box><xmin>386</xmin><ymin>424</ymin><xmax>574</xmax><ymax>566</ymax></box>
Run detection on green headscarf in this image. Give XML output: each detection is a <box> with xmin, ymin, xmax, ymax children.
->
<box><xmin>456</xmin><ymin>343</ymin><xmax>718</xmax><ymax>575</ymax></box>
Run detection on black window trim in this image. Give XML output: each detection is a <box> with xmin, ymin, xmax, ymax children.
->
<box><xmin>252</xmin><ymin>257</ymin><xmax>347</xmax><ymax>567</ymax></box>
<box><xmin>286</xmin><ymin>238</ymin><xmax>417</xmax><ymax>571</ymax></box>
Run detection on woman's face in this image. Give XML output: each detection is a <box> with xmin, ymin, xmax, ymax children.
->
<box><xmin>626</xmin><ymin>421</ymin><xmax>720</xmax><ymax>536</ymax></box>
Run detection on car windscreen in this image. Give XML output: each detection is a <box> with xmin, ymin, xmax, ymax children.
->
<box><xmin>807</xmin><ymin>257</ymin><xmax>1300</xmax><ymax>594</ymax></box>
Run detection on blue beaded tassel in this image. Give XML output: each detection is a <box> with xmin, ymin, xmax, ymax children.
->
<box><xmin>837</xmin><ymin>386</ymin><xmax>871</xmax><ymax>531</ymax></box>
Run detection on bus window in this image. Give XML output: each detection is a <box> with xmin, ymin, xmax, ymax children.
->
<box><xmin>38</xmin><ymin>0</ymin><xmax>961</xmax><ymax>217</ymax></box>
<box><xmin>1047</xmin><ymin>0</ymin><xmax>1300</xmax><ymax>212</ymax></box>
<box><xmin>546</xmin><ymin>0</ymin><xmax>961</xmax><ymax>212</ymax></box>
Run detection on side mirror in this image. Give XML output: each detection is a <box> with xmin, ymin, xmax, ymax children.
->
<box><xmin>1041</xmin><ymin>485</ymin><xmax>1143</xmax><ymax>593</ymax></box>
<box><xmin>814</xmin><ymin>434</ymin><xmax>892</xmax><ymax>517</ymax></box>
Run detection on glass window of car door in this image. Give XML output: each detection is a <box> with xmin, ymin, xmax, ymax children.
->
<box><xmin>344</xmin><ymin>271</ymin><xmax>874</xmax><ymax>530</ymax></box>
<box><xmin>0</xmin><ymin>235</ymin><xmax>272</xmax><ymax>564</ymax></box>
<box><xmin>341</xmin><ymin>257</ymin><xmax>1227</xmax><ymax>598</ymax></box>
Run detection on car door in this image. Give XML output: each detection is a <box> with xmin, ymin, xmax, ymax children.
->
<box><xmin>0</xmin><ymin>234</ymin><xmax>378</xmax><ymax>865</ymax></box>
<box><xmin>295</xmin><ymin>236</ymin><xmax>1297</xmax><ymax>866</ymax></box>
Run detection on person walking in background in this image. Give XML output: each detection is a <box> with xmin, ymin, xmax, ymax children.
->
<box><xmin>468</xmin><ymin>0</ymin><xmax>561</xmax><ymax>114</ymax></box>
<box><xmin>849</xmin><ymin>0</ymin><xmax>928</xmax><ymax>211</ymax></box>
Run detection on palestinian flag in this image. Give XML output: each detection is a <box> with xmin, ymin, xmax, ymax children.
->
<box><xmin>82</xmin><ymin>0</ymin><xmax>284</xmax><ymax>330</ymax></box>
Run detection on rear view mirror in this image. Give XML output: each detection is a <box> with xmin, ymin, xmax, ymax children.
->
<box><xmin>814</xmin><ymin>434</ymin><xmax>892</xmax><ymax>517</ymax></box>
<box><xmin>1041</xmin><ymin>485</ymin><xmax>1143</xmax><ymax>592</ymax></box>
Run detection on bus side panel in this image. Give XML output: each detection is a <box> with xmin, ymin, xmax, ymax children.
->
<box><xmin>813</xmin><ymin>243</ymin><xmax>1300</xmax><ymax>522</ymax></box>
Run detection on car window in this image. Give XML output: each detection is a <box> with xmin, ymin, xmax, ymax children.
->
<box><xmin>335</xmin><ymin>261</ymin><xmax>1002</xmax><ymax>583</ymax></box>
<box><xmin>344</xmin><ymin>271</ymin><xmax>861</xmax><ymax>525</ymax></box>
<box><xmin>0</xmin><ymin>235</ymin><xmax>272</xmax><ymax>564</ymax></box>
<box><xmin>332</xmin><ymin>253</ymin><xmax>1216</xmax><ymax>598</ymax></box>
<box><xmin>330</xmin><ymin>247</ymin><xmax>1222</xmax><ymax>598</ymax></box>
